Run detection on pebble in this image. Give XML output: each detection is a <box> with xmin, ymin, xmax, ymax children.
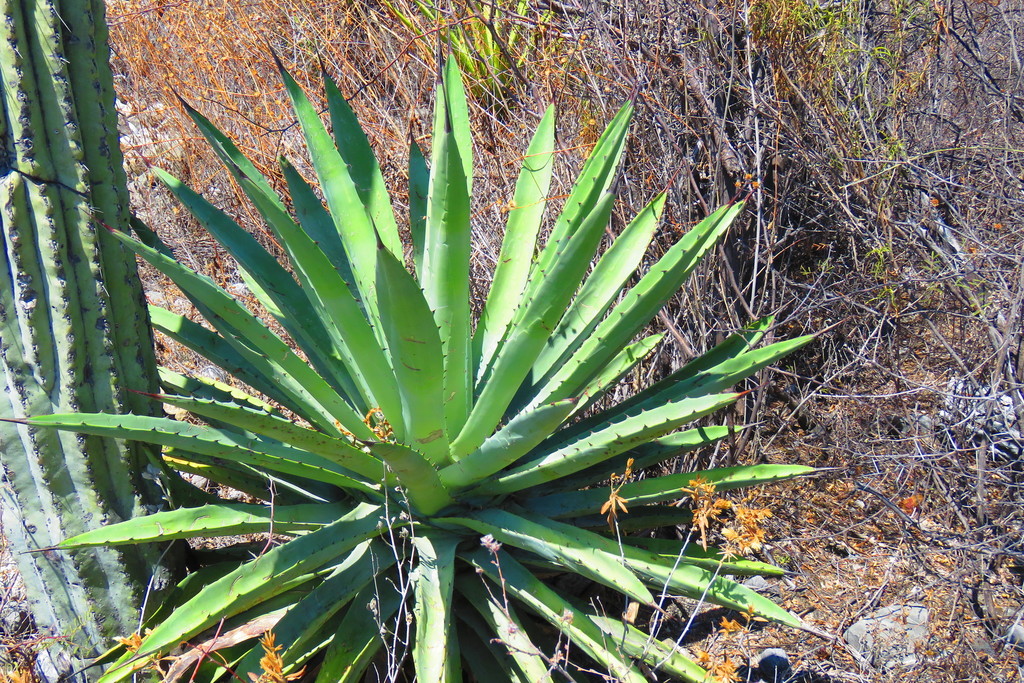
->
<box><xmin>756</xmin><ymin>648</ymin><xmax>792</xmax><ymax>682</ymax></box>
<box><xmin>844</xmin><ymin>604</ymin><xmax>929</xmax><ymax>669</ymax></box>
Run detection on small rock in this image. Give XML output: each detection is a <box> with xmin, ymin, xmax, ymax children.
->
<box><xmin>1005</xmin><ymin>622</ymin><xmax>1024</xmax><ymax>651</ymax></box>
<box><xmin>968</xmin><ymin>635</ymin><xmax>997</xmax><ymax>657</ymax></box>
<box><xmin>743</xmin><ymin>575</ymin><xmax>779</xmax><ymax>595</ymax></box>
<box><xmin>199</xmin><ymin>364</ymin><xmax>230</xmax><ymax>383</ymax></box>
<box><xmin>756</xmin><ymin>648</ymin><xmax>792</xmax><ymax>682</ymax></box>
<box><xmin>844</xmin><ymin>604</ymin><xmax>929</xmax><ymax>669</ymax></box>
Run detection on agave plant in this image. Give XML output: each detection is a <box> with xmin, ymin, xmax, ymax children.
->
<box><xmin>382</xmin><ymin>0</ymin><xmax>539</xmax><ymax>105</ymax></box>
<box><xmin>19</xmin><ymin>58</ymin><xmax>814</xmax><ymax>682</ymax></box>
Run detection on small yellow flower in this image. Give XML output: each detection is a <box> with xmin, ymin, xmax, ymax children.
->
<box><xmin>249</xmin><ymin>632</ymin><xmax>304</xmax><ymax>683</ymax></box>
<box><xmin>117</xmin><ymin>633</ymin><xmax>144</xmax><ymax>653</ymax></box>
<box><xmin>601</xmin><ymin>458</ymin><xmax>634</xmax><ymax>530</ymax></box>
<box><xmin>708</xmin><ymin>658</ymin><xmax>742</xmax><ymax>682</ymax></box>
<box><xmin>741</xmin><ymin>604</ymin><xmax>769</xmax><ymax>625</ymax></box>
<box><xmin>682</xmin><ymin>478</ymin><xmax>731</xmax><ymax>549</ymax></box>
<box><xmin>719</xmin><ymin>616</ymin><xmax>745</xmax><ymax>636</ymax></box>
<box><xmin>722</xmin><ymin>504</ymin><xmax>771</xmax><ymax>557</ymax></box>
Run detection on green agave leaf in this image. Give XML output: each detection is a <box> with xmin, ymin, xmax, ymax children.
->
<box><xmin>179</xmin><ymin>99</ymin><xmax>282</xmax><ymax>211</ymax></box>
<box><xmin>527</xmin><ymin>202</ymin><xmax>745</xmax><ymax>410</ymax></box>
<box><xmin>151</xmin><ymin>168</ymin><xmax>295</xmax><ymax>325</ymax></box>
<box><xmin>457</xmin><ymin>580</ymin><xmax>552</xmax><ymax>682</ymax></box>
<box><xmin>628</xmin><ymin>537</ymin><xmax>786</xmax><ymax>577</ymax></box>
<box><xmin>513</xmin><ymin>191</ymin><xmax>617</xmax><ymax>343</ymax></box>
<box><xmin>445</xmin><ymin>509</ymin><xmax>653</xmax><ymax>605</ymax></box>
<box><xmin>636</xmin><ymin>316</ymin><xmax>773</xmax><ymax>398</ymax></box>
<box><xmin>25</xmin><ymin>413</ymin><xmax>378</xmax><ymax>496</ymax></box>
<box><xmin>570</xmin><ymin>333</ymin><xmax>664</xmax><ymax>417</ymax></box>
<box><xmin>275</xmin><ymin>59</ymin><xmax>389</xmax><ymax>322</ymax></box>
<box><xmin>315</xmin><ymin>580</ymin><xmax>403</xmax><ymax>683</ymax></box>
<box><xmin>141</xmin><ymin>561</ymin><xmax>244</xmax><ymax>632</ymax></box>
<box><xmin>161</xmin><ymin>447</ymin><xmax>341</xmax><ymax>506</ymax></box>
<box><xmin>536</xmin><ymin>425</ymin><xmax>733</xmax><ymax>495</ymax></box>
<box><xmin>110</xmin><ymin>503</ymin><xmax>389</xmax><ymax>669</ymax></box>
<box><xmin>476</xmin><ymin>392</ymin><xmax>740</xmax><ymax>495</ymax></box>
<box><xmin>324</xmin><ymin>71</ymin><xmax>402</xmax><ymax>256</ymax></box>
<box><xmin>153</xmin><ymin>393</ymin><xmax>385</xmax><ymax>480</ymax></box>
<box><xmin>589</xmin><ymin>614</ymin><xmax>707</xmax><ymax>683</ymax></box>
<box><xmin>611</xmin><ymin>334</ymin><xmax>816</xmax><ymax>422</ymax></box>
<box><xmin>153</xmin><ymin>166</ymin><xmax>365</xmax><ymax>416</ymax></box>
<box><xmin>236</xmin><ymin>172</ymin><xmax>405</xmax><ymax>435</ymax></box>
<box><xmin>530</xmin><ymin>193</ymin><xmax>667</xmax><ymax>384</ymax></box>
<box><xmin>473</xmin><ymin>106</ymin><xmax>556</xmax><ymax>379</ymax></box>
<box><xmin>524</xmin><ymin>102</ymin><xmax>633</xmax><ymax>302</ymax></box>
<box><xmin>115</xmin><ymin>227</ymin><xmax>357</xmax><ymax>436</ymax></box>
<box><xmin>571</xmin><ymin>505</ymin><xmax>695</xmax><ymax>533</ymax></box>
<box><xmin>102</xmin><ymin>594</ymin><xmax>306</xmax><ymax>683</ymax></box>
<box><xmin>617</xmin><ymin>548</ymin><xmax>802</xmax><ymax>628</ymax></box>
<box><xmin>551</xmin><ymin>320</ymin><xmax>773</xmax><ymax>448</ymax></box>
<box><xmin>433</xmin><ymin>55</ymin><xmax>473</xmax><ymax>196</ymax></box>
<box><xmin>453</xmin><ymin>192</ymin><xmax>617</xmax><ymax>459</ymax></box>
<box><xmin>161</xmin><ymin>452</ymin><xmax>282</xmax><ymax>503</ymax></box>
<box><xmin>103</xmin><ymin>596</ymin><xmax>308</xmax><ymax>683</ymax></box>
<box><xmin>162</xmin><ymin>111</ymin><xmax>373</xmax><ymax>415</ymax></box>
<box><xmin>439</xmin><ymin>397</ymin><xmax>577</xmax><ymax>490</ymax></box>
<box><xmin>456</xmin><ymin>616</ymin><xmax>529</xmax><ymax>683</ymax></box>
<box><xmin>157</xmin><ymin>367</ymin><xmax>278</xmax><ymax>415</ymax></box>
<box><xmin>234</xmin><ymin>539</ymin><xmax>396</xmax><ymax>680</ymax></box>
<box><xmin>519</xmin><ymin>521</ymin><xmax>784</xmax><ymax>578</ymax></box>
<box><xmin>375</xmin><ymin>244</ymin><xmax>447</xmax><ymax>461</ymax></box>
<box><xmin>59</xmin><ymin>502</ymin><xmax>348</xmax><ymax>548</ymax></box>
<box><xmin>149</xmin><ymin>307</ymin><xmax>323</xmax><ymax>429</ymax></box>
<box><xmin>409</xmin><ymin>138</ymin><xmax>429</xmax><ymax>276</ymax></box>
<box><xmin>522</xmin><ymin>320</ymin><xmax>784</xmax><ymax>482</ymax></box>
<box><xmin>517</xmin><ymin>513</ymin><xmax>801</xmax><ymax>628</ymax></box>
<box><xmin>465</xmin><ymin>547</ymin><xmax>648</xmax><ymax>683</ymax></box>
<box><xmin>524</xmin><ymin>464</ymin><xmax>815</xmax><ymax>518</ymax></box>
<box><xmin>280</xmin><ymin>158</ymin><xmax>361</xmax><ymax>311</ymax></box>
<box><xmin>424</xmin><ymin>56</ymin><xmax>474</xmax><ymax>437</ymax></box>
<box><xmin>411</xmin><ymin>531</ymin><xmax>461</xmax><ymax>683</ymax></box>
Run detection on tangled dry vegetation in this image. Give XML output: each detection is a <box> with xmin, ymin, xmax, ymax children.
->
<box><xmin>5</xmin><ymin>0</ymin><xmax>1021</xmax><ymax>681</ymax></box>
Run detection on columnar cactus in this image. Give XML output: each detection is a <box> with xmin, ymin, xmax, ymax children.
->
<box><xmin>0</xmin><ymin>0</ymin><xmax>177</xmax><ymax>674</ymax></box>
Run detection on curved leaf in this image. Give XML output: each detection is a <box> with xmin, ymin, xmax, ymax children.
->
<box><xmin>25</xmin><ymin>413</ymin><xmax>378</xmax><ymax>495</ymax></box>
<box><xmin>445</xmin><ymin>509</ymin><xmax>652</xmax><ymax>605</ymax></box>
<box><xmin>475</xmin><ymin>393</ymin><xmax>740</xmax><ymax>495</ymax></box>
<box><xmin>411</xmin><ymin>531</ymin><xmax>460</xmax><ymax>683</ymax></box>
<box><xmin>524</xmin><ymin>464</ymin><xmax>815</xmax><ymax>518</ymax></box>
<box><xmin>152</xmin><ymin>393</ymin><xmax>385</xmax><ymax>480</ymax></box>
<box><xmin>465</xmin><ymin>548</ymin><xmax>648</xmax><ymax>683</ymax></box>
<box><xmin>474</xmin><ymin>106</ymin><xmax>556</xmax><ymax>378</ymax></box>
<box><xmin>526</xmin><ymin>202</ymin><xmax>744</xmax><ymax>409</ymax></box>
<box><xmin>375</xmin><ymin>245</ymin><xmax>447</xmax><ymax>460</ymax></box>
<box><xmin>60</xmin><ymin>502</ymin><xmax>348</xmax><ymax>548</ymax></box>
<box><xmin>116</xmin><ymin>503</ymin><xmax>389</xmax><ymax>667</ymax></box>
<box><xmin>439</xmin><ymin>398</ymin><xmax>577</xmax><ymax>489</ymax></box>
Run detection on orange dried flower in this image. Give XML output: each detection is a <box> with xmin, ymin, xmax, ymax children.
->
<box><xmin>249</xmin><ymin>632</ymin><xmax>304</xmax><ymax>683</ymax></box>
<box><xmin>709</xmin><ymin>658</ymin><xmax>742</xmax><ymax>682</ymax></box>
<box><xmin>719</xmin><ymin>616</ymin><xmax>745</xmax><ymax>636</ymax></box>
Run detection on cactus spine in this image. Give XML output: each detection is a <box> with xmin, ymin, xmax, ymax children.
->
<box><xmin>0</xmin><ymin>0</ymin><xmax>176</xmax><ymax>675</ymax></box>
